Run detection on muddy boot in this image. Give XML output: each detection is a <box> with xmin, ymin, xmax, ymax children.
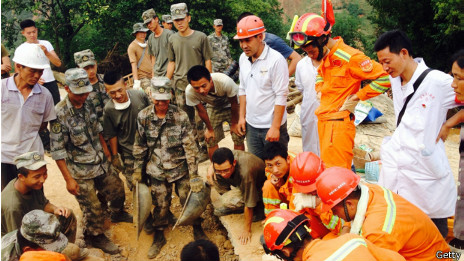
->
<box><xmin>85</xmin><ymin>233</ymin><xmax>119</xmax><ymax>255</ymax></box>
<box><xmin>147</xmin><ymin>230</ymin><xmax>166</xmax><ymax>259</ymax></box>
<box><xmin>110</xmin><ymin>210</ymin><xmax>133</xmax><ymax>223</ymax></box>
<box><xmin>192</xmin><ymin>224</ymin><xmax>207</xmax><ymax>241</ymax></box>
<box><xmin>144</xmin><ymin>214</ymin><xmax>154</xmax><ymax>234</ymax></box>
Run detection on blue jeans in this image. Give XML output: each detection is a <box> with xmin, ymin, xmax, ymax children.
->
<box><xmin>246</xmin><ymin>122</ymin><xmax>289</xmax><ymax>160</ymax></box>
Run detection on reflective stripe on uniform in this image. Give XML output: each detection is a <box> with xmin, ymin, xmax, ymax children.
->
<box><xmin>316</xmin><ymin>74</ymin><xmax>324</xmax><ymax>84</ymax></box>
<box><xmin>324</xmin><ymin>214</ymin><xmax>344</xmax><ymax>230</ymax></box>
<box><xmin>333</xmin><ymin>49</ymin><xmax>351</xmax><ymax>63</ymax></box>
<box><xmin>263</xmin><ymin>198</ymin><xmax>282</xmax><ymax>205</ymax></box>
<box><xmin>324</xmin><ymin>238</ymin><xmax>367</xmax><ymax>261</ymax></box>
<box><xmin>381</xmin><ymin>187</ymin><xmax>397</xmax><ymax>234</ymax></box>
<box><xmin>368</xmin><ymin>76</ymin><xmax>390</xmax><ymax>93</ymax></box>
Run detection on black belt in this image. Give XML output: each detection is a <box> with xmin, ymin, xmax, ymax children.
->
<box><xmin>326</xmin><ymin>113</ymin><xmax>355</xmax><ymax>121</ymax></box>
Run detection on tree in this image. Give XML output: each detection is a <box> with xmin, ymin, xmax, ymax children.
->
<box><xmin>367</xmin><ymin>0</ymin><xmax>464</xmax><ymax>71</ymax></box>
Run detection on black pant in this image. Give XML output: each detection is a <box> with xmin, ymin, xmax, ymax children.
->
<box><xmin>1</xmin><ymin>163</ymin><xmax>17</xmax><ymax>191</ymax></box>
<box><xmin>432</xmin><ymin>218</ymin><xmax>448</xmax><ymax>239</ymax></box>
<box><xmin>42</xmin><ymin>80</ymin><xmax>60</xmax><ymax>105</ymax></box>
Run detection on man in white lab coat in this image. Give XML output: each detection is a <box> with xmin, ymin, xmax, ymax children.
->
<box><xmin>374</xmin><ymin>30</ymin><xmax>457</xmax><ymax>238</ymax></box>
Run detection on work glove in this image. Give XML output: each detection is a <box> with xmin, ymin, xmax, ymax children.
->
<box><xmin>133</xmin><ymin>80</ymin><xmax>141</xmax><ymax>90</ymax></box>
<box><xmin>111</xmin><ymin>153</ymin><xmax>124</xmax><ymax>173</ymax></box>
<box><xmin>190</xmin><ymin>176</ymin><xmax>204</xmax><ymax>193</ymax></box>
<box><xmin>132</xmin><ymin>168</ymin><xmax>142</xmax><ymax>186</ymax></box>
<box><xmin>292</xmin><ymin>193</ymin><xmax>317</xmax><ymax>212</ymax></box>
<box><xmin>339</xmin><ymin>96</ymin><xmax>359</xmax><ymax>114</ymax></box>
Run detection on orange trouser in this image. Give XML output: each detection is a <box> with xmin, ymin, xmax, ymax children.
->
<box><xmin>318</xmin><ymin>116</ymin><xmax>355</xmax><ymax>169</ymax></box>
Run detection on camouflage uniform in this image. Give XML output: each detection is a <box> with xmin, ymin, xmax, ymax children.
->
<box><xmin>50</xmin><ymin>68</ymin><xmax>125</xmax><ymax>236</ymax></box>
<box><xmin>207</xmin><ymin>23</ymin><xmax>232</xmax><ymax>73</ymax></box>
<box><xmin>133</xmin><ymin>79</ymin><xmax>198</xmax><ymax>228</ymax></box>
<box><xmin>1</xmin><ymin>210</ymin><xmax>68</xmax><ymax>261</ymax></box>
<box><xmin>74</xmin><ymin>49</ymin><xmax>110</xmax><ymax>125</ymax></box>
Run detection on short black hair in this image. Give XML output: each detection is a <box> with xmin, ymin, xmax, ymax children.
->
<box><xmin>187</xmin><ymin>65</ymin><xmax>211</xmax><ymax>83</ymax></box>
<box><xmin>18</xmin><ymin>167</ymin><xmax>30</xmax><ymax>177</ymax></box>
<box><xmin>20</xmin><ymin>19</ymin><xmax>36</xmax><ymax>30</ymax></box>
<box><xmin>180</xmin><ymin>239</ymin><xmax>219</xmax><ymax>261</ymax></box>
<box><xmin>211</xmin><ymin>147</ymin><xmax>234</xmax><ymax>165</ymax></box>
<box><xmin>17</xmin><ymin>230</ymin><xmax>41</xmax><ymax>253</ymax></box>
<box><xmin>374</xmin><ymin>30</ymin><xmax>413</xmax><ymax>56</ymax></box>
<box><xmin>262</xmin><ymin>142</ymin><xmax>288</xmax><ymax>161</ymax></box>
<box><xmin>236</xmin><ymin>12</ymin><xmax>254</xmax><ymax>24</ymax></box>
<box><xmin>103</xmin><ymin>70</ymin><xmax>123</xmax><ymax>85</ymax></box>
<box><xmin>451</xmin><ymin>49</ymin><xmax>464</xmax><ymax>69</ymax></box>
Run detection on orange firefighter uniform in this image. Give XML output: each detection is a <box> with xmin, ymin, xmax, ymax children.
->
<box><xmin>315</xmin><ymin>37</ymin><xmax>390</xmax><ymax>168</ymax></box>
<box><xmin>302</xmin><ymin>233</ymin><xmax>406</xmax><ymax>261</ymax></box>
<box><xmin>356</xmin><ymin>183</ymin><xmax>450</xmax><ymax>260</ymax></box>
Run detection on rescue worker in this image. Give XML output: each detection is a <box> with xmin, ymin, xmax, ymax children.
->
<box><xmin>133</xmin><ymin>77</ymin><xmax>206</xmax><ymax>258</ymax></box>
<box><xmin>234</xmin><ymin>15</ymin><xmax>289</xmax><ymax>160</ymax></box>
<box><xmin>185</xmin><ymin>65</ymin><xmax>244</xmax><ymax>159</ymax></box>
<box><xmin>74</xmin><ymin>49</ymin><xmax>110</xmax><ymax>125</ymax></box>
<box><xmin>127</xmin><ymin>22</ymin><xmax>152</xmax><ymax>92</ymax></box>
<box><xmin>262</xmin><ymin>209</ymin><xmax>406</xmax><ymax>261</ymax></box>
<box><xmin>261</xmin><ymin>142</ymin><xmax>295</xmax><ymax>215</ymax></box>
<box><xmin>50</xmin><ymin>68</ymin><xmax>132</xmax><ymax>254</ymax></box>
<box><xmin>1</xmin><ymin>44</ymin><xmax>56</xmax><ymax>190</ymax></box>
<box><xmin>316</xmin><ymin>167</ymin><xmax>451</xmax><ymax>260</ymax></box>
<box><xmin>207</xmin><ymin>19</ymin><xmax>232</xmax><ymax>73</ymax></box>
<box><xmin>289</xmin><ymin>13</ymin><xmax>390</xmax><ymax>168</ymax></box>
<box><xmin>102</xmin><ymin>70</ymin><xmax>151</xmax><ymax>191</ymax></box>
<box><xmin>375</xmin><ymin>30</ymin><xmax>457</xmax><ymax>237</ymax></box>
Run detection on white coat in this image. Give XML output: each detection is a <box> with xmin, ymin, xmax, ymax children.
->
<box><xmin>295</xmin><ymin>56</ymin><xmax>320</xmax><ymax>155</ymax></box>
<box><xmin>379</xmin><ymin>58</ymin><xmax>457</xmax><ymax>218</ymax></box>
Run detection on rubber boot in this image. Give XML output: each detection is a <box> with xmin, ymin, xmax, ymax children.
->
<box><xmin>147</xmin><ymin>230</ymin><xmax>166</xmax><ymax>259</ymax></box>
<box><xmin>110</xmin><ymin>210</ymin><xmax>133</xmax><ymax>223</ymax></box>
<box><xmin>85</xmin><ymin>233</ymin><xmax>119</xmax><ymax>255</ymax></box>
<box><xmin>192</xmin><ymin>224</ymin><xmax>207</xmax><ymax>241</ymax></box>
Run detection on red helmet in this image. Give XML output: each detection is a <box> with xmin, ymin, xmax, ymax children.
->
<box><xmin>316</xmin><ymin>167</ymin><xmax>360</xmax><ymax>212</ymax></box>
<box><xmin>234</xmin><ymin>15</ymin><xmax>266</xmax><ymax>40</ymax></box>
<box><xmin>263</xmin><ymin>209</ymin><xmax>310</xmax><ymax>251</ymax></box>
<box><xmin>289</xmin><ymin>13</ymin><xmax>331</xmax><ymax>47</ymax></box>
<box><xmin>290</xmin><ymin>152</ymin><xmax>325</xmax><ymax>193</ymax></box>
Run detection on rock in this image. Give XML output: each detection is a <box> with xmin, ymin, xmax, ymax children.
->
<box><xmin>223</xmin><ymin>240</ymin><xmax>233</xmax><ymax>249</ymax></box>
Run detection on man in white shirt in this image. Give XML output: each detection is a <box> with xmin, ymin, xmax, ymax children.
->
<box><xmin>234</xmin><ymin>15</ymin><xmax>289</xmax><ymax>160</ymax></box>
<box><xmin>375</xmin><ymin>30</ymin><xmax>457</xmax><ymax>238</ymax></box>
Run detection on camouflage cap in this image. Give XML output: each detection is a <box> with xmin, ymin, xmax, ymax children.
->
<box><xmin>74</xmin><ymin>49</ymin><xmax>96</xmax><ymax>68</ymax></box>
<box><xmin>14</xmin><ymin>151</ymin><xmax>47</xmax><ymax>170</ymax></box>
<box><xmin>150</xmin><ymin>77</ymin><xmax>172</xmax><ymax>100</ymax></box>
<box><xmin>142</xmin><ymin>8</ymin><xmax>156</xmax><ymax>24</ymax></box>
<box><xmin>171</xmin><ymin>3</ymin><xmax>188</xmax><ymax>20</ymax></box>
<box><xmin>65</xmin><ymin>68</ymin><xmax>93</xmax><ymax>94</ymax></box>
<box><xmin>162</xmin><ymin>14</ymin><xmax>173</xmax><ymax>23</ymax></box>
<box><xmin>214</xmin><ymin>19</ymin><xmax>223</xmax><ymax>26</ymax></box>
<box><xmin>132</xmin><ymin>22</ymin><xmax>149</xmax><ymax>35</ymax></box>
<box><xmin>20</xmin><ymin>210</ymin><xmax>68</xmax><ymax>253</ymax></box>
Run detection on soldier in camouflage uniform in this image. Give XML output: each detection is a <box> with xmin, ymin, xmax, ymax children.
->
<box><xmin>1</xmin><ymin>209</ymin><xmax>68</xmax><ymax>261</ymax></box>
<box><xmin>162</xmin><ymin>14</ymin><xmax>173</xmax><ymax>30</ymax></box>
<box><xmin>50</xmin><ymin>68</ymin><xmax>132</xmax><ymax>254</ymax></box>
<box><xmin>133</xmin><ymin>77</ymin><xmax>207</xmax><ymax>259</ymax></box>
<box><xmin>74</xmin><ymin>49</ymin><xmax>110</xmax><ymax>125</ymax></box>
<box><xmin>207</xmin><ymin>19</ymin><xmax>232</xmax><ymax>73</ymax></box>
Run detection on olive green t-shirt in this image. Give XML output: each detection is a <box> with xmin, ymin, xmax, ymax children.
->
<box><xmin>102</xmin><ymin>89</ymin><xmax>151</xmax><ymax>156</ymax></box>
<box><xmin>168</xmin><ymin>30</ymin><xmax>212</xmax><ymax>91</ymax></box>
<box><xmin>147</xmin><ymin>29</ymin><xmax>175</xmax><ymax>77</ymax></box>
<box><xmin>216</xmin><ymin>150</ymin><xmax>266</xmax><ymax>208</ymax></box>
<box><xmin>1</xmin><ymin>179</ymin><xmax>49</xmax><ymax>236</ymax></box>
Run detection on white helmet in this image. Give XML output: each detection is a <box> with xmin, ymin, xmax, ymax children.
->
<box><xmin>13</xmin><ymin>43</ymin><xmax>50</xmax><ymax>69</ymax></box>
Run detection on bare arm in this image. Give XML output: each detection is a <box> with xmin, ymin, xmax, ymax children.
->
<box><xmin>151</xmin><ymin>56</ymin><xmax>156</xmax><ymax>78</ymax></box>
<box><xmin>109</xmin><ymin>136</ymin><xmax>118</xmax><ymax>156</ymax></box>
<box><xmin>196</xmin><ymin>103</ymin><xmax>215</xmax><ymax>143</ymax></box>
<box><xmin>39</xmin><ymin>45</ymin><xmax>61</xmax><ymax>67</ymax></box>
<box><xmin>239</xmin><ymin>206</ymin><xmax>253</xmax><ymax>245</ymax></box>
<box><xmin>1</xmin><ymin>56</ymin><xmax>11</xmax><ymax>74</ymax></box>
<box><xmin>55</xmin><ymin>159</ymin><xmax>79</xmax><ymax>195</ymax></box>
<box><xmin>228</xmin><ymin>96</ymin><xmax>240</xmax><ymax>135</ymax></box>
<box><xmin>265</xmin><ymin>105</ymin><xmax>285</xmax><ymax>142</ymax></box>
<box><xmin>130</xmin><ymin>62</ymin><xmax>139</xmax><ymax>80</ymax></box>
<box><xmin>99</xmin><ymin>133</ymin><xmax>111</xmax><ymax>160</ymax></box>
<box><xmin>437</xmin><ymin>110</ymin><xmax>464</xmax><ymax>142</ymax></box>
<box><xmin>44</xmin><ymin>202</ymin><xmax>71</xmax><ymax>218</ymax></box>
<box><xmin>166</xmin><ymin>61</ymin><xmax>175</xmax><ymax>79</ymax></box>
<box><xmin>205</xmin><ymin>60</ymin><xmax>212</xmax><ymax>73</ymax></box>
<box><xmin>287</xmin><ymin>51</ymin><xmax>301</xmax><ymax>77</ymax></box>
<box><xmin>238</xmin><ymin>95</ymin><xmax>247</xmax><ymax>136</ymax></box>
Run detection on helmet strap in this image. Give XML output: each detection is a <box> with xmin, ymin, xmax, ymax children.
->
<box><xmin>343</xmin><ymin>199</ymin><xmax>352</xmax><ymax>222</ymax></box>
<box><xmin>315</xmin><ymin>35</ymin><xmax>329</xmax><ymax>60</ymax></box>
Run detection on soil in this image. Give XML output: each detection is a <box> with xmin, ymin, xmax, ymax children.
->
<box><xmin>43</xmin><ymin>91</ymin><xmax>461</xmax><ymax>261</ymax></box>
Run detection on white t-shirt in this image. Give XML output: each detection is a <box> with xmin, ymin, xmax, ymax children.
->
<box><xmin>185</xmin><ymin>73</ymin><xmax>238</xmax><ymax>108</ymax></box>
<box><xmin>238</xmin><ymin>44</ymin><xmax>288</xmax><ymax>128</ymax></box>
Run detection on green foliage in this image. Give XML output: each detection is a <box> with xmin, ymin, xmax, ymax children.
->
<box><xmin>367</xmin><ymin>0</ymin><xmax>464</xmax><ymax>71</ymax></box>
<box><xmin>2</xmin><ymin>0</ymin><xmax>286</xmax><ymax>69</ymax></box>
